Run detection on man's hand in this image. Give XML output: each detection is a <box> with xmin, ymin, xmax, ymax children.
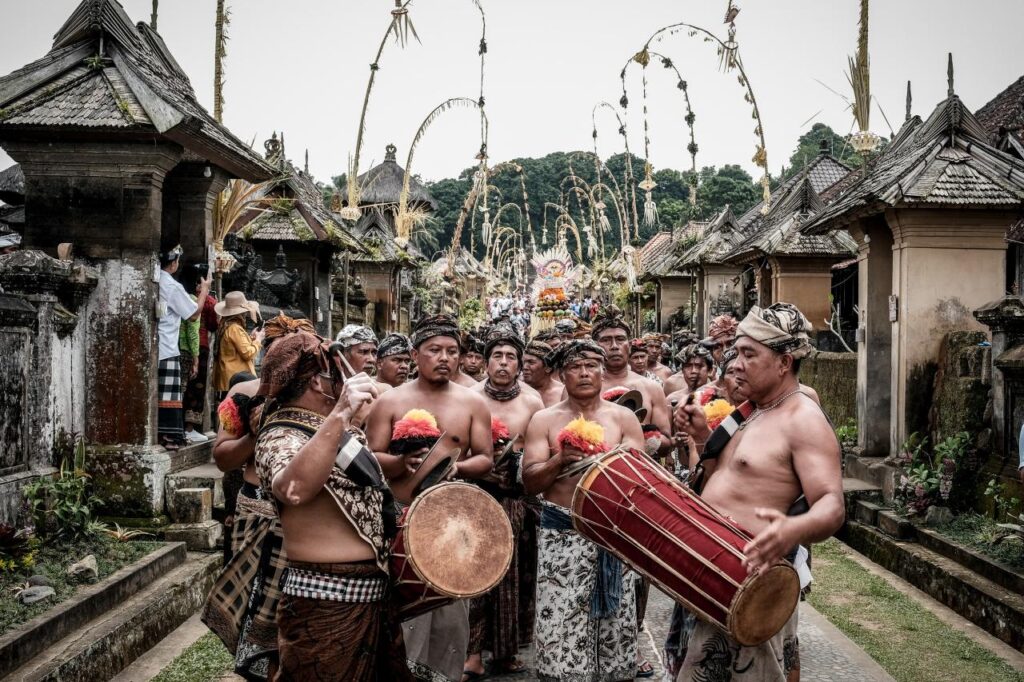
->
<box><xmin>742</xmin><ymin>508</ymin><xmax>796</xmax><ymax>575</ymax></box>
<box><xmin>199</xmin><ymin>275</ymin><xmax>212</xmax><ymax>293</ymax></box>
<box><xmin>252</xmin><ymin>327</ymin><xmax>266</xmax><ymax>346</ymax></box>
<box><xmin>559</xmin><ymin>445</ymin><xmax>588</xmax><ymax>466</ymax></box>
<box><xmin>402</xmin><ymin>446</ymin><xmax>430</xmax><ymax>477</ymax></box>
<box><xmin>673</xmin><ymin>401</ymin><xmax>712</xmax><ymax>443</ymax></box>
<box><xmin>335</xmin><ymin>372</ymin><xmax>379</xmax><ymax>422</ymax></box>
<box><xmin>191</xmin><ymin>356</ymin><xmax>199</xmax><ymax>378</ymax></box>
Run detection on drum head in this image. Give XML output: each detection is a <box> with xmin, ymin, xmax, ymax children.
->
<box><xmin>406</xmin><ymin>482</ymin><xmax>513</xmax><ymax>598</ymax></box>
<box><xmin>728</xmin><ymin>563</ymin><xmax>800</xmax><ymax>646</ymax></box>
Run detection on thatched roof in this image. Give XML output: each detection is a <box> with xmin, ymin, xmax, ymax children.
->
<box><xmin>0</xmin><ymin>164</ymin><xmax>24</xmax><ymax>204</ymax></box>
<box><xmin>975</xmin><ymin>74</ymin><xmax>1024</xmax><ymax>155</ymax></box>
<box><xmin>342</xmin><ymin>144</ymin><xmax>438</xmax><ymax>210</ymax></box>
<box><xmin>0</xmin><ymin>0</ymin><xmax>273</xmax><ymax>181</ymax></box>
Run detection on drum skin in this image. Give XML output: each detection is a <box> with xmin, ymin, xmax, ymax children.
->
<box><xmin>391</xmin><ymin>481</ymin><xmax>514</xmax><ymax>621</ymax></box>
<box><xmin>571</xmin><ymin>448</ymin><xmax>799</xmax><ymax>646</ymax></box>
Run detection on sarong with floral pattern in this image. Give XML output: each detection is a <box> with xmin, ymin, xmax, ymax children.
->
<box><xmin>675</xmin><ymin>606</ymin><xmax>799</xmax><ymax>682</ymax></box>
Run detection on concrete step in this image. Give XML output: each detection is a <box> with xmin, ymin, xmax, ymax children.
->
<box><xmin>839</xmin><ymin>521</ymin><xmax>1024</xmax><ymax>651</ymax></box>
<box><xmin>10</xmin><ymin>552</ymin><xmax>222</xmax><ymax>682</ymax></box>
<box><xmin>842</xmin><ymin>476</ymin><xmax>883</xmax><ymax>517</ymax></box>
<box><xmin>843</xmin><ymin>454</ymin><xmax>897</xmax><ymax>503</ymax></box>
<box><xmin>165</xmin><ymin>461</ymin><xmax>224</xmax><ymax>509</ymax></box>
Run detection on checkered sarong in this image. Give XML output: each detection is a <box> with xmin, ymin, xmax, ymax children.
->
<box><xmin>157</xmin><ymin>357</ymin><xmax>183</xmax><ymax>406</ymax></box>
<box><xmin>282</xmin><ymin>564</ymin><xmax>387</xmax><ymax>603</ymax></box>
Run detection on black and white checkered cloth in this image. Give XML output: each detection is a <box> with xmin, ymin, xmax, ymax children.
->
<box><xmin>282</xmin><ymin>566</ymin><xmax>387</xmax><ymax>603</ymax></box>
<box><xmin>157</xmin><ymin>357</ymin><xmax>183</xmax><ymax>405</ymax></box>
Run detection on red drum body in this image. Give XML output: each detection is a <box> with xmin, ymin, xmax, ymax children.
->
<box><xmin>390</xmin><ymin>481</ymin><xmax>514</xmax><ymax>621</ymax></box>
<box><xmin>571</xmin><ymin>448</ymin><xmax>799</xmax><ymax>646</ymax></box>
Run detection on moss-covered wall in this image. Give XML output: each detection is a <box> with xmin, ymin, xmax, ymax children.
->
<box><xmin>800</xmin><ymin>351</ymin><xmax>857</xmax><ymax>426</ymax></box>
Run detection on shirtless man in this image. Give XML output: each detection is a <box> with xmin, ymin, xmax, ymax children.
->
<box><xmin>377</xmin><ymin>332</ymin><xmax>412</xmax><ymax>388</ymax></box>
<box><xmin>523</xmin><ymin>340</ymin><xmax>644</xmax><ymax>682</ymax></box>
<box><xmin>460</xmin><ymin>332</ymin><xmax>487</xmax><ymax>382</ymax></box>
<box><xmin>588</xmin><ymin>312</ymin><xmax>672</xmax><ymax>456</ymax></box>
<box><xmin>664</xmin><ymin>343</ymin><xmax>713</xmax><ymax>398</ymax></box>
<box><xmin>465</xmin><ymin>328</ymin><xmax>543</xmax><ymax>678</ymax></box>
<box><xmin>643</xmin><ymin>333</ymin><xmax>673</xmax><ymax>382</ymax></box>
<box><xmin>365</xmin><ymin>313</ymin><xmax>493</xmax><ymax>682</ymax></box>
<box><xmin>252</xmin><ymin>329</ymin><xmax>411</xmax><ymax>680</ymax></box>
<box><xmin>628</xmin><ymin>340</ymin><xmax>650</xmax><ymax>376</ymax></box>
<box><xmin>674</xmin><ymin>303</ymin><xmax>844</xmax><ymax>682</ymax></box>
<box><xmin>522</xmin><ymin>339</ymin><xmax>563</xmax><ymax>408</ymax></box>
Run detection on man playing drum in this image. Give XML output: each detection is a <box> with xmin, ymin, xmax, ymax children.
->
<box><xmin>365</xmin><ymin>313</ymin><xmax>494</xmax><ymax>682</ymax></box>
<box><xmin>673</xmin><ymin>303</ymin><xmax>844</xmax><ymax>682</ymax></box>
<box><xmin>464</xmin><ymin>324</ymin><xmax>543</xmax><ymax>679</ymax></box>
<box><xmin>252</xmin><ymin>329</ymin><xmax>411</xmax><ymax>681</ymax></box>
<box><xmin>521</xmin><ymin>339</ymin><xmax>564</xmax><ymax>408</ymax></box>
<box><xmin>523</xmin><ymin>339</ymin><xmax>645</xmax><ymax>682</ymax></box>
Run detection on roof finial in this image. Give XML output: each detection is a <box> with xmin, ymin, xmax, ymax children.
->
<box><xmin>151</xmin><ymin>0</ymin><xmax>159</xmax><ymax>31</ymax></box>
<box><xmin>905</xmin><ymin>80</ymin><xmax>912</xmax><ymax>121</ymax></box>
<box><xmin>385</xmin><ymin>144</ymin><xmax>397</xmax><ymax>162</ymax></box>
<box><xmin>947</xmin><ymin>52</ymin><xmax>954</xmax><ymax>97</ymax></box>
<box><xmin>304</xmin><ymin>149</ymin><xmax>309</xmax><ymax>175</ymax></box>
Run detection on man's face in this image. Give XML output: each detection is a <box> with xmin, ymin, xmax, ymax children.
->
<box><xmin>378</xmin><ymin>353</ymin><xmax>411</xmax><ymax>387</ymax></box>
<box><xmin>486</xmin><ymin>344</ymin><xmax>520</xmax><ymax>388</ymax></box>
<box><xmin>681</xmin><ymin>357</ymin><xmax>709</xmax><ymax>391</ymax></box>
<box><xmin>629</xmin><ymin>351</ymin><xmax>648</xmax><ymax>375</ymax></box>
<box><xmin>461</xmin><ymin>351</ymin><xmax>485</xmax><ymax>375</ymax></box>
<box><xmin>710</xmin><ymin>333</ymin><xmax>736</xmax><ymax>364</ymax></box>
<box><xmin>344</xmin><ymin>342</ymin><xmax>378</xmax><ymax>374</ymax></box>
<box><xmin>722</xmin><ymin>364</ymin><xmax>745</xmax><ymax>403</ymax></box>
<box><xmin>412</xmin><ymin>336</ymin><xmax>460</xmax><ymax>384</ymax></box>
<box><xmin>522</xmin><ymin>353</ymin><xmax>549</xmax><ymax>386</ymax></box>
<box><xmin>731</xmin><ymin>336</ymin><xmax>787</xmax><ymax>402</ymax></box>
<box><xmin>559</xmin><ymin>354</ymin><xmax>604</xmax><ymax>400</ymax></box>
<box><xmin>595</xmin><ymin>328</ymin><xmax>629</xmax><ymax>371</ymax></box>
<box><xmin>645</xmin><ymin>342</ymin><xmax>662</xmax><ymax>363</ymax></box>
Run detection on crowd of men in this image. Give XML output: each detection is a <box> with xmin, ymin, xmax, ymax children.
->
<box><xmin>199</xmin><ymin>300</ymin><xmax>844</xmax><ymax>682</ymax></box>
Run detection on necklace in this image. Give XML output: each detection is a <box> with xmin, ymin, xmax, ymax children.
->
<box><xmin>738</xmin><ymin>388</ymin><xmax>803</xmax><ymax>430</ymax></box>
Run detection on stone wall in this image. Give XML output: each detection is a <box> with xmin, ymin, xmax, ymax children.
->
<box><xmin>800</xmin><ymin>351</ymin><xmax>857</xmax><ymax>427</ymax></box>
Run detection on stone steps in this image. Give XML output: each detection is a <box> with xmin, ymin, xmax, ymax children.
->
<box><xmin>9</xmin><ymin>551</ymin><xmax>221</xmax><ymax>681</ymax></box>
<box><xmin>163</xmin><ymin>461</ymin><xmax>224</xmax><ymax>551</ymax></box>
<box><xmin>843</xmin><ymin>453</ymin><xmax>897</xmax><ymax>503</ymax></box>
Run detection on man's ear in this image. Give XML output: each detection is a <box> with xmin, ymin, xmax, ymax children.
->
<box><xmin>779</xmin><ymin>352</ymin><xmax>794</xmax><ymax>374</ymax></box>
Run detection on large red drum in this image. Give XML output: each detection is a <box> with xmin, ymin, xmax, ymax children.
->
<box><xmin>390</xmin><ymin>481</ymin><xmax>514</xmax><ymax>621</ymax></box>
<box><xmin>571</xmin><ymin>447</ymin><xmax>799</xmax><ymax>646</ymax></box>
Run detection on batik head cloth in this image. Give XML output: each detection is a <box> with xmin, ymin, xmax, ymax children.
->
<box><xmin>378</xmin><ymin>333</ymin><xmax>412</xmax><ymax>358</ymax></box>
<box><xmin>410</xmin><ymin>313</ymin><xmax>461</xmax><ymax>349</ymax></box>
<box><xmin>257</xmin><ymin>330</ymin><xmax>330</xmax><ymax>398</ymax></box>
<box><xmin>525</xmin><ymin>340</ymin><xmax>554</xmax><ymax>367</ymax></box>
<box><xmin>263</xmin><ymin>313</ymin><xmax>316</xmax><ymax>347</ymax></box>
<box><xmin>334</xmin><ymin>324</ymin><xmax>378</xmax><ymax>349</ymax></box>
<box><xmin>554</xmin><ymin>319</ymin><xmax>578</xmax><ymax>335</ymax></box>
<box><xmin>484</xmin><ymin>320</ymin><xmax>525</xmax><ymax>361</ymax></box>
<box><xmin>462</xmin><ymin>331</ymin><xmax>485</xmax><ymax>355</ymax></box>
<box><xmin>736</xmin><ymin>303</ymin><xmax>814</xmax><ymax>359</ymax></box>
<box><xmin>675</xmin><ymin>342</ymin><xmax>713</xmax><ymax>367</ymax></box>
<box><xmin>590</xmin><ymin>306</ymin><xmax>630</xmax><ymax>340</ymax></box>
<box><xmin>708</xmin><ymin>314</ymin><xmax>739</xmax><ymax>341</ymax></box>
<box><xmin>548</xmin><ymin>339</ymin><xmax>607</xmax><ymax>370</ymax></box>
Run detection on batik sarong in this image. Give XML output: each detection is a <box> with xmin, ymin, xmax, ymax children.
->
<box><xmin>201</xmin><ymin>485</ymin><xmax>286</xmax><ymax>681</ymax></box>
<box><xmin>404</xmin><ymin>599</ymin><xmax>472</xmax><ymax>682</ymax></box>
<box><xmin>535</xmin><ymin>502</ymin><xmax>637</xmax><ymax>682</ymax></box>
<box><xmin>676</xmin><ymin>606</ymin><xmax>799</xmax><ymax>682</ymax></box>
<box><xmin>517</xmin><ymin>496</ymin><xmax>540</xmax><ymax>648</ymax></box>
<box><xmin>468</xmin><ymin>493</ymin><xmax>525</xmax><ymax>662</ymax></box>
<box><xmin>157</xmin><ymin>357</ymin><xmax>185</xmax><ymax>442</ymax></box>
<box><xmin>276</xmin><ymin>560</ymin><xmax>412</xmax><ymax>682</ymax></box>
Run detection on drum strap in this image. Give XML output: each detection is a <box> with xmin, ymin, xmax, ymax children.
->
<box><xmin>540</xmin><ymin>504</ymin><xmax>624</xmax><ymax>620</ymax></box>
<box><xmin>689</xmin><ymin>401</ymin><xmax>755</xmax><ymax>494</ymax></box>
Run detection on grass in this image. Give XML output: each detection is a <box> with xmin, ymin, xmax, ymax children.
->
<box><xmin>808</xmin><ymin>538</ymin><xmax>1024</xmax><ymax>682</ymax></box>
<box><xmin>933</xmin><ymin>513</ymin><xmax>1024</xmax><ymax>570</ymax></box>
<box><xmin>151</xmin><ymin>632</ymin><xmax>233</xmax><ymax>682</ymax></box>
<box><xmin>0</xmin><ymin>536</ymin><xmax>162</xmax><ymax>635</ymax></box>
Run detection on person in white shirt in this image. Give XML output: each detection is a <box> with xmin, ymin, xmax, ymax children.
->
<box><xmin>158</xmin><ymin>245</ymin><xmax>211</xmax><ymax>449</ymax></box>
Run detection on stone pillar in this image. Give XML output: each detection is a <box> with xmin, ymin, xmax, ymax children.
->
<box><xmin>974</xmin><ymin>296</ymin><xmax>1024</xmax><ymax>461</ymax></box>
<box><xmin>850</xmin><ymin>217</ymin><xmax>892</xmax><ymax>456</ymax></box>
<box><xmin>887</xmin><ymin>208</ymin><xmax>1012</xmax><ymax>454</ymax></box>
<box><xmin>768</xmin><ymin>256</ymin><xmax>836</xmax><ymax>335</ymax></box>
<box><xmin>2</xmin><ymin>141</ymin><xmax>184</xmax><ymax>517</ymax></box>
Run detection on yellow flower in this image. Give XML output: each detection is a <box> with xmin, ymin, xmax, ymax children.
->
<box><xmin>400</xmin><ymin>409</ymin><xmax>438</xmax><ymax>430</ymax></box>
<box><xmin>563</xmin><ymin>415</ymin><xmax>606</xmax><ymax>446</ymax></box>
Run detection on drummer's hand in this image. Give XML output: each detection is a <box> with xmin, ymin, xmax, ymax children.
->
<box><xmin>403</xmin><ymin>447</ymin><xmax>430</xmax><ymax>477</ymax></box>
<box><xmin>559</xmin><ymin>445</ymin><xmax>588</xmax><ymax>465</ymax></box>
<box><xmin>673</xmin><ymin>402</ymin><xmax>712</xmax><ymax>442</ymax></box>
<box><xmin>742</xmin><ymin>508</ymin><xmax>795</xmax><ymax>575</ymax></box>
<box><xmin>335</xmin><ymin>372</ymin><xmax>378</xmax><ymax>422</ymax></box>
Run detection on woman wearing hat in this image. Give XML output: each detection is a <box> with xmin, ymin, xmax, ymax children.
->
<box><xmin>214</xmin><ymin>291</ymin><xmax>264</xmax><ymax>398</ymax></box>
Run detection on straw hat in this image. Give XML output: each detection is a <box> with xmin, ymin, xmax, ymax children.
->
<box><xmin>215</xmin><ymin>290</ymin><xmax>257</xmax><ymax>319</ymax></box>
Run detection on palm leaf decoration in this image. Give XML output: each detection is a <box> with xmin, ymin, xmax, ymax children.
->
<box><xmin>847</xmin><ymin>0</ymin><xmax>871</xmax><ymax>132</ymax></box>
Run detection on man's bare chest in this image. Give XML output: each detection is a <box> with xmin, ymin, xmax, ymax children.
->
<box><xmin>720</xmin><ymin>425</ymin><xmax>792</xmax><ymax>475</ymax></box>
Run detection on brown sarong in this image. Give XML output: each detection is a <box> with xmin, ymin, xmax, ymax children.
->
<box><xmin>276</xmin><ymin>560</ymin><xmax>412</xmax><ymax>682</ymax></box>
<box><xmin>468</xmin><ymin>496</ymin><xmax>525</xmax><ymax>661</ymax></box>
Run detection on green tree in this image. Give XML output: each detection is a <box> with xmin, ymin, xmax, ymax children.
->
<box><xmin>783</xmin><ymin>123</ymin><xmax>861</xmax><ymax>179</ymax></box>
<box><xmin>693</xmin><ymin>164</ymin><xmax>760</xmax><ymax>220</ymax></box>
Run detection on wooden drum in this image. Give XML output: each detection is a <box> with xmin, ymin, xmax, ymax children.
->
<box><xmin>571</xmin><ymin>447</ymin><xmax>800</xmax><ymax>645</ymax></box>
<box><xmin>390</xmin><ymin>481</ymin><xmax>514</xmax><ymax>621</ymax></box>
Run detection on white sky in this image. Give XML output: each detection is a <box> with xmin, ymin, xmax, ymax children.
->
<box><xmin>0</xmin><ymin>1</ymin><xmax>1022</xmax><ymax>185</ymax></box>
